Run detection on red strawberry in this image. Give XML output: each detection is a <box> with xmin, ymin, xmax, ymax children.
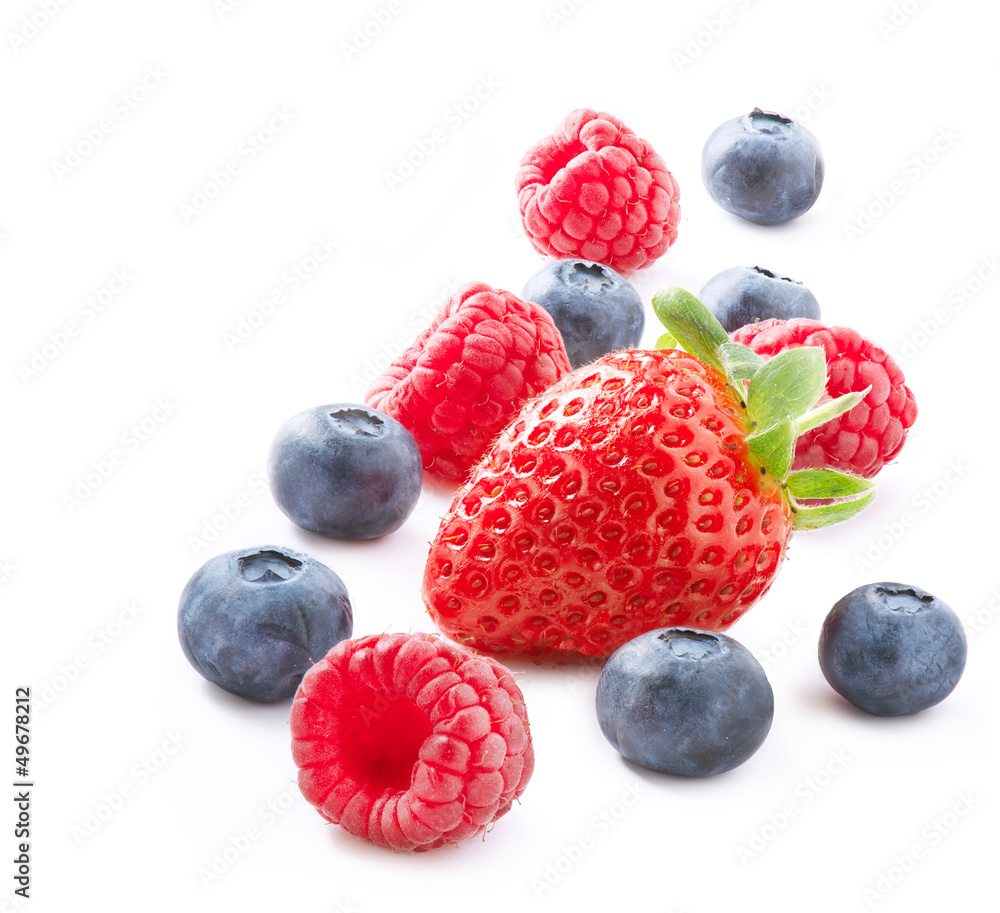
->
<box><xmin>422</xmin><ymin>289</ymin><xmax>876</xmax><ymax>660</ymax></box>
<box><xmin>366</xmin><ymin>282</ymin><xmax>571</xmax><ymax>483</ymax></box>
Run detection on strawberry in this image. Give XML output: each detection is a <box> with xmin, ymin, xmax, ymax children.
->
<box><xmin>422</xmin><ymin>288</ymin><xmax>876</xmax><ymax>660</ymax></box>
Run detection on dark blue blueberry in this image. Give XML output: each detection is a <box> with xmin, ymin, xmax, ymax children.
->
<box><xmin>700</xmin><ymin>265</ymin><xmax>820</xmax><ymax>333</ymax></box>
<box><xmin>178</xmin><ymin>545</ymin><xmax>353</xmax><ymax>702</ymax></box>
<box><xmin>521</xmin><ymin>259</ymin><xmax>644</xmax><ymax>368</ymax></box>
<box><xmin>268</xmin><ymin>403</ymin><xmax>422</xmax><ymax>540</ymax></box>
<box><xmin>702</xmin><ymin>108</ymin><xmax>824</xmax><ymax>225</ymax></box>
<box><xmin>596</xmin><ymin>628</ymin><xmax>773</xmax><ymax>777</ymax></box>
<box><xmin>819</xmin><ymin>582</ymin><xmax>967</xmax><ymax>716</ymax></box>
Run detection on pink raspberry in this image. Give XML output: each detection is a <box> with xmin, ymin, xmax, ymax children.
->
<box><xmin>732</xmin><ymin>318</ymin><xmax>918</xmax><ymax>477</ymax></box>
<box><xmin>366</xmin><ymin>282</ymin><xmax>570</xmax><ymax>482</ymax></box>
<box><xmin>515</xmin><ymin>109</ymin><xmax>681</xmax><ymax>275</ymax></box>
<box><xmin>290</xmin><ymin>632</ymin><xmax>534</xmax><ymax>852</ymax></box>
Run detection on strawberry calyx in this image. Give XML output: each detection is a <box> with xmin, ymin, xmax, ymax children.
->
<box><xmin>651</xmin><ymin>287</ymin><xmax>874</xmax><ymax>531</ymax></box>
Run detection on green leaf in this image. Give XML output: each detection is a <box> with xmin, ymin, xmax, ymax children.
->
<box><xmin>651</xmin><ymin>287</ymin><xmax>729</xmax><ymax>372</ymax></box>
<box><xmin>746</xmin><ymin>348</ymin><xmax>826</xmax><ymax>432</ymax></box>
<box><xmin>655</xmin><ymin>331</ymin><xmax>681</xmax><ymax>351</ymax></box>
<box><xmin>792</xmin><ymin>489</ymin><xmax>876</xmax><ymax>531</ymax></box>
<box><xmin>796</xmin><ymin>386</ymin><xmax>872</xmax><ymax>435</ymax></box>
<box><xmin>718</xmin><ymin>342</ymin><xmax>764</xmax><ymax>387</ymax></box>
<box><xmin>786</xmin><ymin>468</ymin><xmax>874</xmax><ymax>500</ymax></box>
<box><xmin>746</xmin><ymin>415</ymin><xmax>795</xmax><ymax>480</ymax></box>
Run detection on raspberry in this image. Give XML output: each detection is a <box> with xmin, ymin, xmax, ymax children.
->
<box><xmin>366</xmin><ymin>282</ymin><xmax>570</xmax><ymax>482</ymax></box>
<box><xmin>515</xmin><ymin>109</ymin><xmax>681</xmax><ymax>275</ymax></box>
<box><xmin>290</xmin><ymin>632</ymin><xmax>534</xmax><ymax>852</ymax></box>
<box><xmin>732</xmin><ymin>318</ymin><xmax>917</xmax><ymax>477</ymax></box>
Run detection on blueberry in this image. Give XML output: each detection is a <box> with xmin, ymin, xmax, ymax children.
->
<box><xmin>178</xmin><ymin>545</ymin><xmax>353</xmax><ymax>702</ymax></box>
<box><xmin>702</xmin><ymin>108</ymin><xmax>824</xmax><ymax>225</ymax></box>
<box><xmin>268</xmin><ymin>404</ymin><xmax>422</xmax><ymax>540</ymax></box>
<box><xmin>521</xmin><ymin>259</ymin><xmax>644</xmax><ymax>368</ymax></box>
<box><xmin>700</xmin><ymin>265</ymin><xmax>820</xmax><ymax>333</ymax></box>
<box><xmin>819</xmin><ymin>583</ymin><xmax>967</xmax><ymax>716</ymax></box>
<box><xmin>596</xmin><ymin>628</ymin><xmax>773</xmax><ymax>777</ymax></box>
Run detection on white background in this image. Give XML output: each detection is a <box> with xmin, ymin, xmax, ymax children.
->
<box><xmin>2</xmin><ymin>0</ymin><xmax>996</xmax><ymax>911</ymax></box>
